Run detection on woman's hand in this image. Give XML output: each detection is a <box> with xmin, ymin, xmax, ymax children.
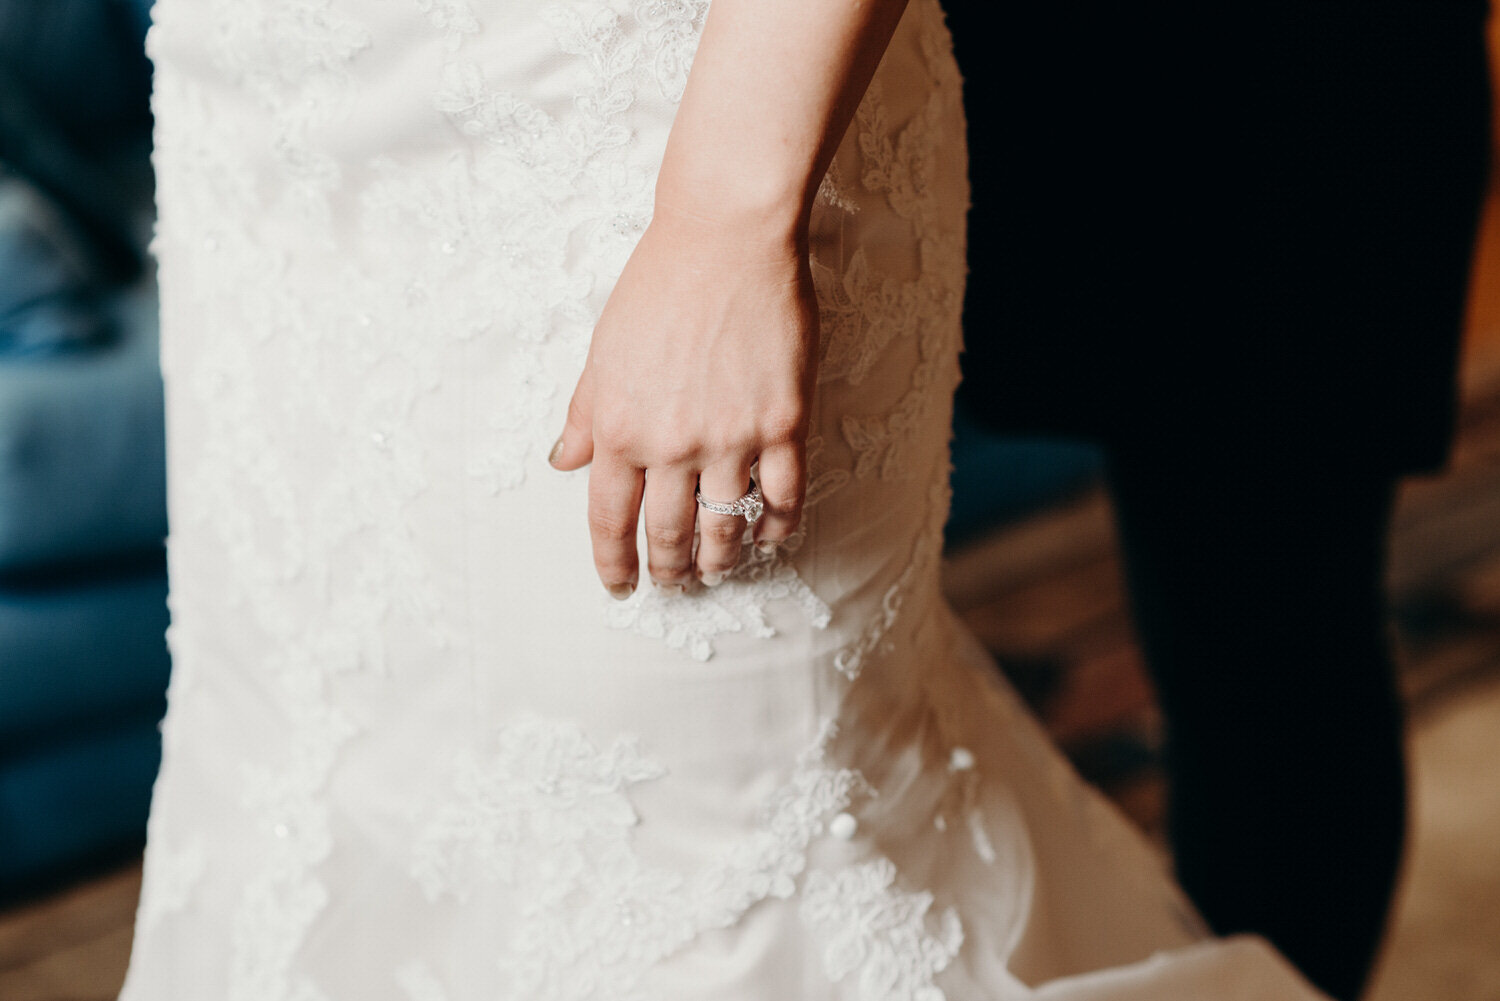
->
<box><xmin>547</xmin><ymin>0</ymin><xmax>909</xmax><ymax>596</ymax></box>
<box><xmin>548</xmin><ymin>203</ymin><xmax>819</xmax><ymax>598</ymax></box>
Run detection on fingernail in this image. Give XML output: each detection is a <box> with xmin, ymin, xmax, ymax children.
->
<box><xmin>608</xmin><ymin>581</ymin><xmax>635</xmax><ymax>600</ymax></box>
<box><xmin>547</xmin><ymin>438</ymin><xmax>564</xmax><ymax>466</ymax></box>
<box><xmin>755</xmin><ymin>540</ymin><xmax>777</xmax><ymax>554</ymax></box>
<box><xmin>700</xmin><ymin>571</ymin><xmax>725</xmax><ymax>587</ymax></box>
<box><xmin>655</xmin><ymin>581</ymin><xmax>687</xmax><ymax>595</ymax></box>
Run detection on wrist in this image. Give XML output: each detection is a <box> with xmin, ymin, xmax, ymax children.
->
<box><xmin>652</xmin><ymin>154</ymin><xmax>814</xmax><ymax>254</ymax></box>
<box><xmin>649</xmin><ymin>182</ymin><xmax>811</xmax><ymax>262</ymax></box>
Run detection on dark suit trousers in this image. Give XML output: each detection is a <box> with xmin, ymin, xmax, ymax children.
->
<box><xmin>944</xmin><ymin>3</ymin><xmax>1491</xmax><ymax>997</ymax></box>
<box><xmin>1106</xmin><ymin>448</ymin><xmax>1403</xmax><ymax>1000</ymax></box>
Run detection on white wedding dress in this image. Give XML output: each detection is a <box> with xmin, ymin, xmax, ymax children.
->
<box><xmin>122</xmin><ymin>2</ymin><xmax>1326</xmax><ymax>999</ymax></box>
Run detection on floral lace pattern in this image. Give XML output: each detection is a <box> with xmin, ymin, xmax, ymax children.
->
<box><xmin>837</xmin><ymin>85</ymin><xmax>966</xmax><ymax>483</ymax></box>
<box><xmin>147</xmin><ymin>2</ymin><xmax>463</xmax><ymax>996</ymax></box>
<box><xmin>604</xmin><ymin>531</ymin><xmax>832</xmax><ymax>661</ymax></box>
<box><xmin>801</xmin><ymin>858</ymin><xmax>964</xmax><ymax>1001</ymax></box>
<box><xmin>636</xmin><ymin>0</ymin><xmax>712</xmax><ymax>102</ymax></box>
<box><xmin>129</xmin><ymin>1</ymin><xmax>1013</xmax><ymax>999</ymax></box>
<box><xmin>411</xmin><ymin>716</ymin><xmax>869</xmax><ymax>1000</ymax></box>
<box><xmin>834</xmin><ymin>476</ymin><xmax>952</xmax><ymax>681</ymax></box>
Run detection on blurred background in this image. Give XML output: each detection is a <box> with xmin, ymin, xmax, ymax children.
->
<box><xmin>0</xmin><ymin>2</ymin><xmax>1497</xmax><ymax>999</ymax></box>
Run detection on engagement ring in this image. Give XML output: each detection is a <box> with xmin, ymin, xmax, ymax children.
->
<box><xmin>695</xmin><ymin>481</ymin><xmax>764</xmax><ymax>523</ymax></box>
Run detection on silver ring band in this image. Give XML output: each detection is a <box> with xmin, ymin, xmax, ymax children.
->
<box><xmin>695</xmin><ymin>480</ymin><xmax>764</xmax><ymax>523</ymax></box>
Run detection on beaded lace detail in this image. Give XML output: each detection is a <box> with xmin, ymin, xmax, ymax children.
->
<box><xmin>410</xmin><ymin>717</ymin><xmax>869</xmax><ymax>1000</ymax></box>
<box><xmin>133</xmin><ymin>1</ymin><xmax>997</xmax><ymax>999</ymax></box>
<box><xmin>604</xmin><ymin>531</ymin><xmax>832</xmax><ymax>661</ymax></box>
<box><xmin>802</xmin><ymin>858</ymin><xmax>965</xmax><ymax>1001</ymax></box>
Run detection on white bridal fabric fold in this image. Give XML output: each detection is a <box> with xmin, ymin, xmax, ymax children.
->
<box><xmin>123</xmin><ymin>2</ymin><xmax>1326</xmax><ymax>998</ymax></box>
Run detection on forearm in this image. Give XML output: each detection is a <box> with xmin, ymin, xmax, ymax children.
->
<box><xmin>654</xmin><ymin>0</ymin><xmax>911</xmax><ymax>240</ymax></box>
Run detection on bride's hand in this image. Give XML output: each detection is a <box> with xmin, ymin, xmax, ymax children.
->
<box><xmin>548</xmin><ymin>203</ymin><xmax>819</xmax><ymax>598</ymax></box>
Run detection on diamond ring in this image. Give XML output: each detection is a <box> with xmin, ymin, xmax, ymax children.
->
<box><xmin>694</xmin><ymin>480</ymin><xmax>763</xmax><ymax>523</ymax></box>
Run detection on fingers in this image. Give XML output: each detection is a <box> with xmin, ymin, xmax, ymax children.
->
<box><xmin>695</xmin><ymin>462</ymin><xmax>754</xmax><ymax>586</ymax></box>
<box><xmin>549</xmin><ymin>369</ymin><xmax>596</xmax><ymax>472</ymax></box>
<box><xmin>587</xmin><ymin>454</ymin><xmax>644</xmax><ymax>599</ymax></box>
<box><xmin>753</xmin><ymin>442</ymin><xmax>805</xmax><ymax>548</ymax></box>
<box><xmin>642</xmin><ymin>467</ymin><xmax>698</xmax><ymax>591</ymax></box>
<box><xmin>559</xmin><ymin>361</ymin><xmax>807</xmax><ymax>597</ymax></box>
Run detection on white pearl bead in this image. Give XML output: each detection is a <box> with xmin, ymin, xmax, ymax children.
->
<box><xmin>829</xmin><ymin>812</ymin><xmax>858</xmax><ymax>841</ymax></box>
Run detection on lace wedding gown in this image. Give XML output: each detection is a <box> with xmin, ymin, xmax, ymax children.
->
<box><xmin>122</xmin><ymin>1</ymin><xmax>1326</xmax><ymax>999</ymax></box>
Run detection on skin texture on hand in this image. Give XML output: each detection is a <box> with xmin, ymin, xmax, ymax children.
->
<box><xmin>548</xmin><ymin>0</ymin><xmax>911</xmax><ymax>597</ymax></box>
<box><xmin>548</xmin><ymin>205</ymin><xmax>816</xmax><ymax>596</ymax></box>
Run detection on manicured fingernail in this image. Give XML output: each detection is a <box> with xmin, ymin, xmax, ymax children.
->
<box><xmin>755</xmin><ymin>540</ymin><xmax>777</xmax><ymax>554</ymax></box>
<box><xmin>608</xmin><ymin>581</ymin><xmax>635</xmax><ymax>600</ymax></box>
<box><xmin>700</xmin><ymin>571</ymin><xmax>725</xmax><ymax>587</ymax></box>
<box><xmin>656</xmin><ymin>581</ymin><xmax>687</xmax><ymax>595</ymax></box>
<box><xmin>548</xmin><ymin>438</ymin><xmax>564</xmax><ymax>466</ymax></box>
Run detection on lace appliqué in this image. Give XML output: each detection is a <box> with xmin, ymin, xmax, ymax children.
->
<box><xmin>814</xmin><ymin>247</ymin><xmax>921</xmax><ymax>388</ymax></box>
<box><xmin>801</xmin><ymin>858</ymin><xmax>964</xmax><ymax>1001</ymax></box>
<box><xmin>604</xmin><ymin>534</ymin><xmax>831</xmax><ymax>661</ymax></box>
<box><xmin>210</xmin><ymin>0</ymin><xmax>370</xmax><ymax>225</ymax></box>
<box><xmin>411</xmin><ymin>716</ymin><xmax>868</xmax><ymax>1000</ymax></box>
<box><xmin>393</xmin><ymin>0</ymin><xmax>711</xmax><ymax>493</ymax></box>
<box><xmin>411</xmin><ymin>718</ymin><xmax>667</xmax><ymax>904</ymax></box>
<box><xmin>838</xmin><ymin>86</ymin><xmax>965</xmax><ymax>482</ymax></box>
<box><xmin>417</xmin><ymin>0</ymin><xmax>479</xmax><ymax>50</ymax></box>
<box><xmin>134</xmin><ymin>834</ymin><xmax>208</xmax><ymax>940</ymax></box>
<box><xmin>636</xmin><ymin>0</ymin><xmax>711</xmax><ymax>102</ymax></box>
<box><xmin>834</xmin><ymin>476</ymin><xmax>950</xmax><ymax>680</ymax></box>
<box><xmin>150</xmin><ymin>3</ymin><xmax>464</xmax><ymax>996</ymax></box>
<box><xmin>816</xmin><ymin>158</ymin><xmax>861</xmax><ymax>215</ymax></box>
<box><xmin>804</xmin><ymin>434</ymin><xmax>853</xmax><ymax>510</ymax></box>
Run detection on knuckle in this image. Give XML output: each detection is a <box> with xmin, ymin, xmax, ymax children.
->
<box><xmin>758</xmin><ymin>513</ymin><xmax>800</xmax><ymax>542</ymax></box>
<box><xmin>646</xmin><ymin>524</ymin><xmax>693</xmax><ymax>550</ymax></box>
<box><xmin>593</xmin><ymin>427</ymin><xmax>640</xmax><ymax>459</ymax></box>
<box><xmin>758</xmin><ymin>404</ymin><xmax>806</xmax><ymax>443</ymax></box>
<box><xmin>766</xmin><ymin>493</ymin><xmax>804</xmax><ymax>521</ymax></box>
<box><xmin>698</xmin><ymin>553</ymin><xmax>740</xmax><ymax>575</ymax></box>
<box><xmin>649</xmin><ymin>559</ymin><xmax>693</xmax><ymax>581</ymax></box>
<box><xmin>699</xmin><ymin>519</ymin><xmax>745</xmax><ymax>547</ymax></box>
<box><xmin>653</xmin><ymin>439</ymin><xmax>699</xmax><ymax>469</ymax></box>
<box><xmin>589</xmin><ymin>510</ymin><xmax>635</xmax><ymax>542</ymax></box>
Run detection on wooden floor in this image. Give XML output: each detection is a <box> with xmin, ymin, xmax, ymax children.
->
<box><xmin>946</xmin><ymin>380</ymin><xmax>1500</xmax><ymax>824</ymax></box>
<box><xmin>945</xmin><ymin>377</ymin><xmax>1500</xmax><ymax>1001</ymax></box>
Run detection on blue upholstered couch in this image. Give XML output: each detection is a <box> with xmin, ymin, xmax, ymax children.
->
<box><xmin>0</xmin><ymin>282</ymin><xmax>170</xmax><ymax>903</ymax></box>
<box><xmin>0</xmin><ymin>263</ymin><xmax>169</xmax><ymax>902</ymax></box>
<box><xmin>0</xmin><ymin>0</ymin><xmax>167</xmax><ymax>901</ymax></box>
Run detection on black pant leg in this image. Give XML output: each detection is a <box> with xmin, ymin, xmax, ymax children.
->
<box><xmin>1105</xmin><ymin>450</ymin><xmax>1405</xmax><ymax>1001</ymax></box>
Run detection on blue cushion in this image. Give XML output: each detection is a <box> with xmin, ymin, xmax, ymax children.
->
<box><xmin>0</xmin><ymin>170</ymin><xmax>116</xmax><ymax>357</ymax></box>
<box><xmin>0</xmin><ymin>711</ymin><xmax>160</xmax><ymax>895</ymax></box>
<box><xmin>0</xmin><ymin>280</ymin><xmax>166</xmax><ymax>572</ymax></box>
<box><xmin>945</xmin><ymin>408</ymin><xmax>1104</xmax><ymax>549</ymax></box>
<box><xmin>0</xmin><ymin>560</ymin><xmax>168</xmax><ymax>746</ymax></box>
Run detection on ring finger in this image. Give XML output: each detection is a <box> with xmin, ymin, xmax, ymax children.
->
<box><xmin>695</xmin><ymin>461</ymin><xmax>755</xmax><ymax>586</ymax></box>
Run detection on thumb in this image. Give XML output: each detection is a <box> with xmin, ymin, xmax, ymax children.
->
<box><xmin>548</xmin><ymin>367</ymin><xmax>596</xmax><ymax>471</ymax></box>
